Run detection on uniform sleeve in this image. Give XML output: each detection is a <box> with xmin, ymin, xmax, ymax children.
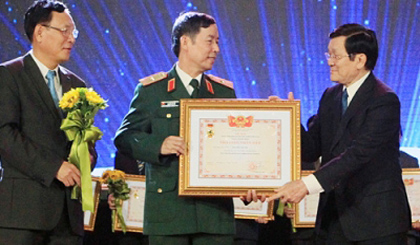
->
<box><xmin>114</xmin><ymin>84</ymin><xmax>166</xmax><ymax>164</ymax></box>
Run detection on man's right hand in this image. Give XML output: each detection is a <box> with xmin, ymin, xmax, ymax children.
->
<box><xmin>160</xmin><ymin>136</ymin><xmax>185</xmax><ymax>156</ymax></box>
<box><xmin>108</xmin><ymin>193</ymin><xmax>116</xmax><ymax>210</ymax></box>
<box><xmin>56</xmin><ymin>161</ymin><xmax>80</xmax><ymax>187</ymax></box>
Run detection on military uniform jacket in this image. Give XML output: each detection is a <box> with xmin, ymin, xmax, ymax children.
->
<box><xmin>115</xmin><ymin>66</ymin><xmax>236</xmax><ymax>235</ymax></box>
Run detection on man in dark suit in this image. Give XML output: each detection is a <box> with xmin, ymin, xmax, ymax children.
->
<box><xmin>0</xmin><ymin>1</ymin><xmax>90</xmax><ymax>244</ymax></box>
<box><xmin>114</xmin><ymin>12</ymin><xmax>262</xmax><ymax>245</ymax></box>
<box><xmin>268</xmin><ymin>24</ymin><xmax>411</xmax><ymax>244</ymax></box>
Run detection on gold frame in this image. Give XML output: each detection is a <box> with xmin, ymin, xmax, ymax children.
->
<box><xmin>234</xmin><ymin>198</ymin><xmax>275</xmax><ymax>220</ymax></box>
<box><xmin>402</xmin><ymin>168</ymin><xmax>420</xmax><ymax>224</ymax></box>
<box><xmin>83</xmin><ymin>177</ymin><xmax>101</xmax><ymax>231</ymax></box>
<box><xmin>179</xmin><ymin>99</ymin><xmax>301</xmax><ymax>196</ymax></box>
<box><xmin>293</xmin><ymin>171</ymin><xmax>317</xmax><ymax>228</ymax></box>
<box><xmin>113</xmin><ymin>174</ymin><xmax>146</xmax><ymax>233</ymax></box>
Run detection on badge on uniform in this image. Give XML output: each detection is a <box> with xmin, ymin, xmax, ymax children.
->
<box><xmin>161</xmin><ymin>100</ymin><xmax>179</xmax><ymax>108</ymax></box>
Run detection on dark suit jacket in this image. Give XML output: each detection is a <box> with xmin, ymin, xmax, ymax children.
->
<box><xmin>115</xmin><ymin>66</ymin><xmax>236</xmax><ymax>236</ymax></box>
<box><xmin>301</xmin><ymin>73</ymin><xmax>411</xmax><ymax>241</ymax></box>
<box><xmin>400</xmin><ymin>151</ymin><xmax>419</xmax><ymax>168</ymax></box>
<box><xmin>0</xmin><ymin>54</ymin><xmax>86</xmax><ymax>235</ymax></box>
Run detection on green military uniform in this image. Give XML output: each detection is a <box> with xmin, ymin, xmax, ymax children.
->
<box><xmin>114</xmin><ymin>66</ymin><xmax>236</xmax><ymax>236</ymax></box>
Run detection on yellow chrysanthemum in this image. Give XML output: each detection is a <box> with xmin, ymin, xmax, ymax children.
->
<box><xmin>85</xmin><ymin>90</ymin><xmax>104</xmax><ymax>105</ymax></box>
<box><xmin>101</xmin><ymin>170</ymin><xmax>126</xmax><ymax>182</ymax></box>
<box><xmin>59</xmin><ymin>89</ymin><xmax>80</xmax><ymax>109</ymax></box>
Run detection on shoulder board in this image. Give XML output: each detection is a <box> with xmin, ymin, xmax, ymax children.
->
<box><xmin>207</xmin><ymin>74</ymin><xmax>234</xmax><ymax>89</ymax></box>
<box><xmin>139</xmin><ymin>72</ymin><xmax>168</xmax><ymax>86</ymax></box>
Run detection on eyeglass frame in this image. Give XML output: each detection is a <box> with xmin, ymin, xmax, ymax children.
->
<box><xmin>41</xmin><ymin>24</ymin><xmax>79</xmax><ymax>39</ymax></box>
<box><xmin>324</xmin><ymin>52</ymin><xmax>353</xmax><ymax>61</ymax></box>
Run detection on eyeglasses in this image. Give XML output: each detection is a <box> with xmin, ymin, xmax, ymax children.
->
<box><xmin>42</xmin><ymin>24</ymin><xmax>79</xmax><ymax>39</ymax></box>
<box><xmin>324</xmin><ymin>53</ymin><xmax>352</xmax><ymax>60</ymax></box>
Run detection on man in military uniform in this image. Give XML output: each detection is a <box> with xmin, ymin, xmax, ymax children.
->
<box><xmin>114</xmin><ymin>12</ymin><xmax>241</xmax><ymax>244</ymax></box>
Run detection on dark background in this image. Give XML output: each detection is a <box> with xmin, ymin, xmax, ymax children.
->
<box><xmin>1</xmin><ymin>0</ymin><xmax>419</xmax><ymax>169</ymax></box>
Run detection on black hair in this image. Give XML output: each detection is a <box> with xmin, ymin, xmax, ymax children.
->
<box><xmin>171</xmin><ymin>12</ymin><xmax>216</xmax><ymax>57</ymax></box>
<box><xmin>24</xmin><ymin>0</ymin><xmax>68</xmax><ymax>42</ymax></box>
<box><xmin>329</xmin><ymin>23</ymin><xmax>378</xmax><ymax>70</ymax></box>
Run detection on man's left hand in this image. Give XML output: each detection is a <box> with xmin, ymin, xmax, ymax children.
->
<box><xmin>266</xmin><ymin>180</ymin><xmax>308</xmax><ymax>204</ymax></box>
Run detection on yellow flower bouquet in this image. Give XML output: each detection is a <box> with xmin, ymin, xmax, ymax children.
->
<box><xmin>101</xmin><ymin>170</ymin><xmax>131</xmax><ymax>233</ymax></box>
<box><xmin>59</xmin><ymin>87</ymin><xmax>107</xmax><ymax>212</ymax></box>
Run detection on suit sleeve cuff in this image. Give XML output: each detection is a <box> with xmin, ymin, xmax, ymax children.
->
<box><xmin>302</xmin><ymin>174</ymin><xmax>324</xmax><ymax>195</ymax></box>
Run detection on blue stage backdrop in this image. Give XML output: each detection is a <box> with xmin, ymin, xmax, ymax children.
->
<box><xmin>1</xmin><ymin>0</ymin><xmax>419</xmax><ymax>168</ymax></box>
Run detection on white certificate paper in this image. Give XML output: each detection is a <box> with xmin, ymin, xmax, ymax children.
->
<box><xmin>189</xmin><ymin>110</ymin><xmax>292</xmax><ymax>187</ymax></box>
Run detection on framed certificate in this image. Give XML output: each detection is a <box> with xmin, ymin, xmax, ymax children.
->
<box><xmin>294</xmin><ymin>171</ymin><xmax>318</xmax><ymax>228</ymax></box>
<box><xmin>179</xmin><ymin>99</ymin><xmax>301</xmax><ymax>196</ymax></box>
<box><xmin>84</xmin><ymin>177</ymin><xmax>101</xmax><ymax>231</ymax></box>
<box><xmin>402</xmin><ymin>169</ymin><xmax>420</xmax><ymax>223</ymax></box>
<box><xmin>113</xmin><ymin>175</ymin><xmax>146</xmax><ymax>233</ymax></box>
<box><xmin>234</xmin><ymin>198</ymin><xmax>275</xmax><ymax>220</ymax></box>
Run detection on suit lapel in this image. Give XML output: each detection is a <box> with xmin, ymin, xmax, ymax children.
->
<box><xmin>23</xmin><ymin>55</ymin><xmax>61</xmax><ymax>120</ymax></box>
<box><xmin>59</xmin><ymin>67</ymin><xmax>73</xmax><ymax>94</ymax></box>
<box><xmin>330</xmin><ymin>73</ymin><xmax>375</xmax><ymax>151</ymax></box>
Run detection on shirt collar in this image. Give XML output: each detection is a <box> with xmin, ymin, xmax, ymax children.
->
<box><xmin>344</xmin><ymin>71</ymin><xmax>370</xmax><ymax>104</ymax></box>
<box><xmin>29</xmin><ymin>50</ymin><xmax>60</xmax><ymax>82</ymax></box>
<box><xmin>175</xmin><ymin>63</ymin><xmax>203</xmax><ymax>89</ymax></box>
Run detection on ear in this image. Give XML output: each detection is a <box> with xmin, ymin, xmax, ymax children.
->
<box><xmin>34</xmin><ymin>24</ymin><xmax>44</xmax><ymax>42</ymax></box>
<box><xmin>180</xmin><ymin>35</ymin><xmax>190</xmax><ymax>52</ymax></box>
<box><xmin>356</xmin><ymin>53</ymin><xmax>367</xmax><ymax>70</ymax></box>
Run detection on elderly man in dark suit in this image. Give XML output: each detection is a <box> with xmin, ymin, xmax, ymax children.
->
<box><xmin>0</xmin><ymin>1</ymin><xmax>92</xmax><ymax>244</ymax></box>
<box><xmin>268</xmin><ymin>24</ymin><xmax>411</xmax><ymax>244</ymax></box>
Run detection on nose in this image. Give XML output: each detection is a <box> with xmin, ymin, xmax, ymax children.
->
<box><xmin>67</xmin><ymin>33</ymin><xmax>76</xmax><ymax>44</ymax></box>
<box><xmin>327</xmin><ymin>58</ymin><xmax>334</xmax><ymax>67</ymax></box>
<box><xmin>213</xmin><ymin>42</ymin><xmax>220</xmax><ymax>54</ymax></box>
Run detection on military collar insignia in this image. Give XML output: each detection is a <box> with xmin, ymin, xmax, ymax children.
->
<box><xmin>205</xmin><ymin>79</ymin><xmax>214</xmax><ymax>94</ymax></box>
<box><xmin>207</xmin><ymin>74</ymin><xmax>234</xmax><ymax>89</ymax></box>
<box><xmin>167</xmin><ymin>78</ymin><xmax>176</xmax><ymax>92</ymax></box>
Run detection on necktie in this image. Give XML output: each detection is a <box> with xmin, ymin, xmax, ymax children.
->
<box><xmin>46</xmin><ymin>70</ymin><xmax>59</xmax><ymax>107</ymax></box>
<box><xmin>342</xmin><ymin>88</ymin><xmax>348</xmax><ymax>115</ymax></box>
<box><xmin>190</xmin><ymin>79</ymin><xmax>199</xmax><ymax>98</ymax></box>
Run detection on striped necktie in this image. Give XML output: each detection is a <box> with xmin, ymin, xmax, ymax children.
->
<box><xmin>342</xmin><ymin>88</ymin><xmax>348</xmax><ymax>115</ymax></box>
<box><xmin>46</xmin><ymin>70</ymin><xmax>59</xmax><ymax>107</ymax></box>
